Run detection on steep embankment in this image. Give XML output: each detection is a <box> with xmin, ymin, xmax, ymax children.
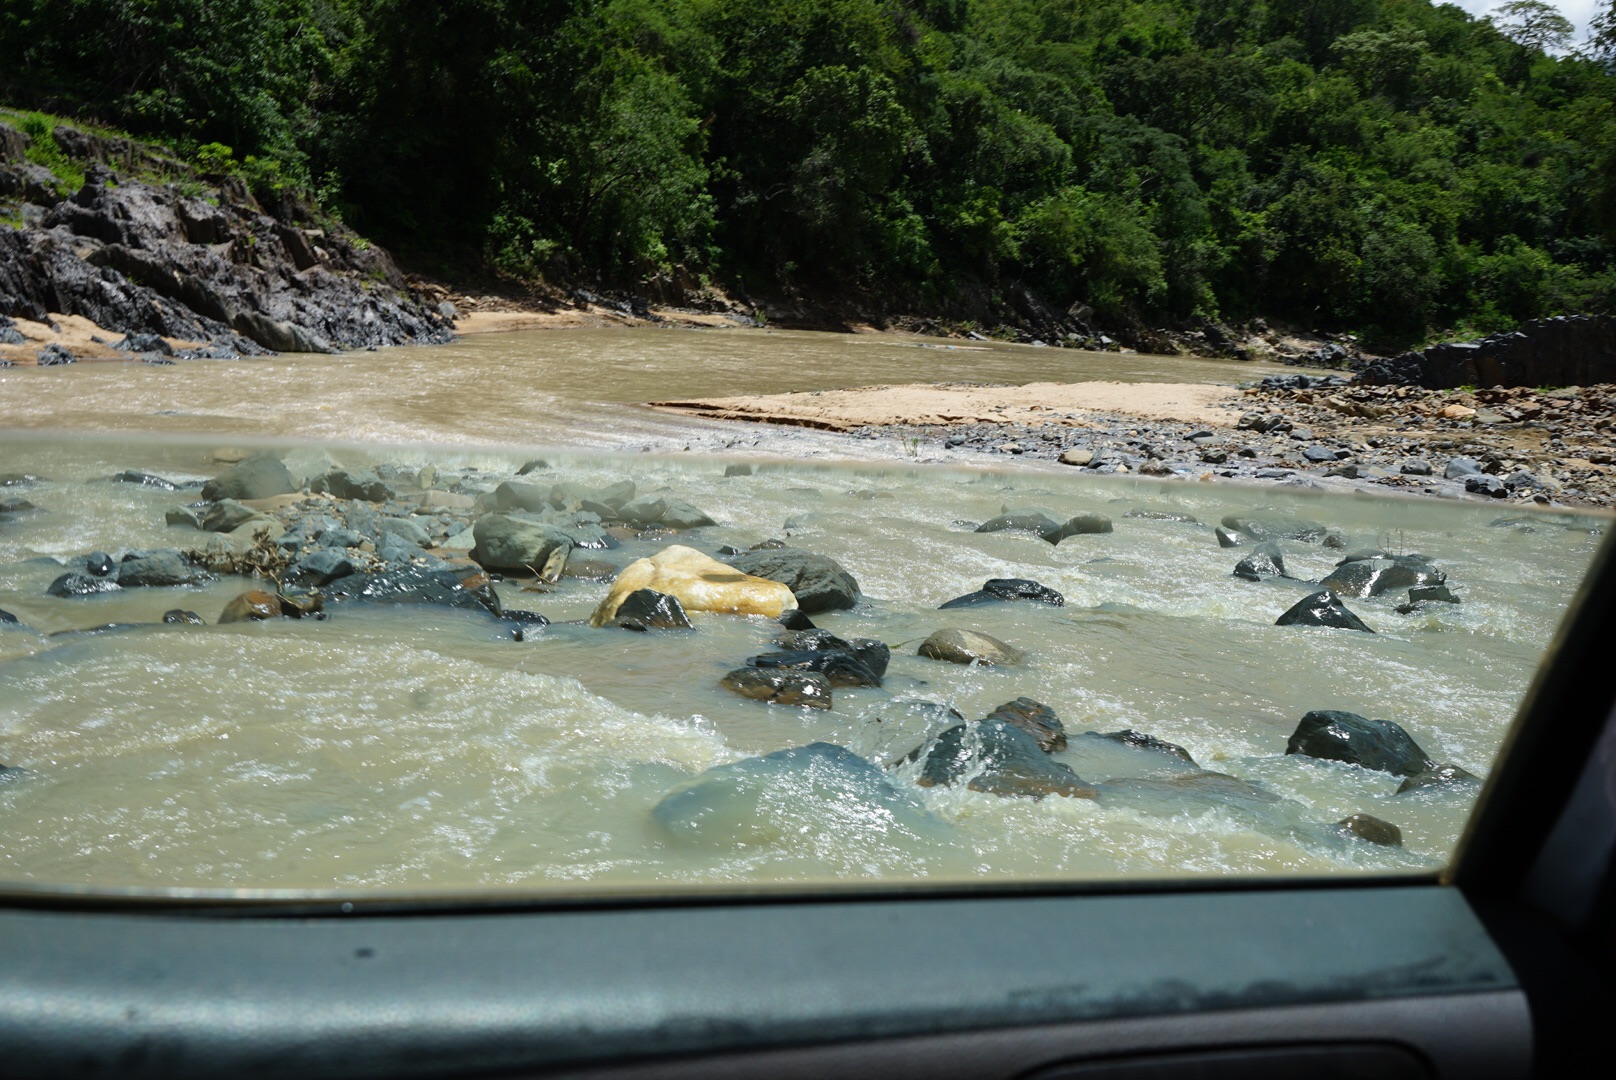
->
<box><xmin>0</xmin><ymin>117</ymin><xmax>451</xmax><ymax>363</ymax></box>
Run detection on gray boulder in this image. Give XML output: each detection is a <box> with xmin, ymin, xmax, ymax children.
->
<box><xmin>1232</xmin><ymin>543</ymin><xmax>1287</xmax><ymax>581</ymax></box>
<box><xmin>726</xmin><ymin>547</ymin><xmax>860</xmax><ymax>613</ymax></box>
<box><xmin>1275</xmin><ymin>591</ymin><xmax>1374</xmax><ymax>632</ymax></box>
<box><xmin>117</xmin><ymin>551</ymin><xmax>213</xmax><ymax>587</ymax></box>
<box><xmin>916</xmin><ymin>719</ymin><xmax>1097</xmax><ymax>799</ymax></box>
<box><xmin>917</xmin><ymin>628</ymin><xmax>1023</xmax><ymax>666</ymax></box>
<box><xmin>1286</xmin><ymin>710</ymin><xmax>1432</xmax><ymax>777</ymax></box>
<box><xmin>200</xmin><ymin>453</ymin><xmax>294</xmax><ymax>501</ymax></box>
<box><xmin>469</xmin><ymin>514</ymin><xmax>572</xmax><ymax>576</ymax></box>
<box><xmin>311</xmin><ymin>468</ymin><xmax>393</xmax><ymax>502</ymax></box>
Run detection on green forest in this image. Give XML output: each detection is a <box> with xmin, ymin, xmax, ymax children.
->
<box><xmin>3</xmin><ymin>0</ymin><xmax>1615</xmax><ymax>345</ymax></box>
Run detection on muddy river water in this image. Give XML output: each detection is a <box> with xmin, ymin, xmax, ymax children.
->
<box><xmin>0</xmin><ymin>329</ymin><xmax>1606</xmax><ymax>896</ymax></box>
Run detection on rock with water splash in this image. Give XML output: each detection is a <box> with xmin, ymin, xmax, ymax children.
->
<box><xmin>1275</xmin><ymin>591</ymin><xmax>1374</xmax><ymax>632</ymax></box>
<box><xmin>612</xmin><ymin>588</ymin><xmax>692</xmax><ymax>631</ymax></box>
<box><xmin>1396</xmin><ymin>763</ymin><xmax>1482</xmax><ymax>795</ymax></box>
<box><xmin>470</xmin><ymin>514</ymin><xmax>573</xmax><ymax>578</ymax></box>
<box><xmin>162</xmin><ymin>609</ymin><xmax>205</xmax><ymax>625</ymax></box>
<box><xmin>724</xmin><ymin>547</ymin><xmax>860</xmax><ymax>613</ymax></box>
<box><xmin>0</xmin><ymin>608</ymin><xmax>21</xmax><ymax>626</ymax></box>
<box><xmin>1286</xmin><ymin>710</ymin><xmax>1432</xmax><ymax>777</ymax></box>
<box><xmin>46</xmin><ymin>572</ymin><xmax>122</xmax><ymax>598</ymax></box>
<box><xmin>1051</xmin><ymin>513</ymin><xmax>1114</xmax><ymax>542</ymax></box>
<box><xmin>1220</xmin><ymin>514</ymin><xmax>1329</xmax><ymax>542</ymax></box>
<box><xmin>1095</xmin><ymin>728</ymin><xmax>1196</xmax><ymax>764</ymax></box>
<box><xmin>975</xmin><ymin>510</ymin><xmax>1061</xmax><ymax>542</ymax></box>
<box><xmin>720</xmin><ymin>667</ymin><xmax>832</xmax><ymax>709</ymax></box>
<box><xmin>218</xmin><ymin>590</ymin><xmax>282</xmax><ymax>623</ymax></box>
<box><xmin>592</xmin><ymin>545</ymin><xmax>796</xmax><ymax>625</ymax></box>
<box><xmin>1232</xmin><ymin>543</ymin><xmax>1287</xmax><ymax>581</ymax></box>
<box><xmin>311</xmin><ymin>468</ymin><xmax>393</xmax><ymax>502</ymax></box>
<box><xmin>652</xmin><ymin>742</ymin><xmax>933</xmax><ymax>847</ymax></box>
<box><xmin>200</xmin><ymin>453</ymin><xmax>294</xmax><ymax>502</ymax></box>
<box><xmin>918</xmin><ymin>628</ymin><xmax>1023</xmax><ymax>666</ymax></box>
<box><xmin>1322</xmin><ymin>554</ymin><xmax>1444</xmax><ymax>599</ymax></box>
<box><xmin>1332</xmin><ymin>814</ymin><xmax>1403</xmax><ymax>847</ymax></box>
<box><xmin>940</xmin><ymin>577</ymin><xmax>1064</xmax><ymax>609</ymax></box>
<box><xmin>916</xmin><ymin>718</ymin><xmax>1097</xmax><ymax>799</ymax></box>
<box><xmin>982</xmin><ymin>697</ymin><xmax>1067</xmax><ymax>752</ymax></box>
<box><xmin>747</xmin><ymin>647</ymin><xmax>882</xmax><ymax>688</ymax></box>
<box><xmin>324</xmin><ymin>564</ymin><xmax>503</xmax><ymax>615</ymax></box>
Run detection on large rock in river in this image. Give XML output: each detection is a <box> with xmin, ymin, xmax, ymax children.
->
<box><xmin>725</xmin><ymin>547</ymin><xmax>860</xmax><ymax>613</ymax></box>
<box><xmin>1286</xmin><ymin>709</ymin><xmax>1433</xmax><ymax>777</ymax></box>
<box><xmin>1221</xmin><ymin>514</ymin><xmax>1328</xmax><ymax>542</ymax></box>
<box><xmin>470</xmin><ymin>514</ymin><xmax>573</xmax><ymax>577</ymax></box>
<box><xmin>612</xmin><ymin>589</ymin><xmax>692</xmax><ymax>631</ymax></box>
<box><xmin>916</xmin><ymin>718</ymin><xmax>1097</xmax><ymax>799</ymax></box>
<box><xmin>1321</xmin><ymin>555</ymin><xmax>1444</xmax><ymax>599</ymax></box>
<box><xmin>652</xmin><ymin>742</ymin><xmax>934</xmax><ymax>847</ymax></box>
<box><xmin>940</xmin><ymin>577</ymin><xmax>1064</xmax><ymax>609</ymax></box>
<box><xmin>1275</xmin><ymin>591</ymin><xmax>1374</xmax><ymax>632</ymax></box>
<box><xmin>200</xmin><ymin>453</ymin><xmax>294</xmax><ymax>501</ymax></box>
<box><xmin>591</xmin><ymin>545</ymin><xmax>796</xmax><ymax>625</ymax></box>
<box><xmin>720</xmin><ymin>667</ymin><xmax>833</xmax><ymax>709</ymax></box>
<box><xmin>323</xmin><ymin>565</ymin><xmax>504</xmax><ymax>616</ymax></box>
<box><xmin>117</xmin><ymin>550</ymin><xmax>213</xmax><ymax>587</ymax></box>
<box><xmin>917</xmin><ymin>628</ymin><xmax>1023</xmax><ymax>666</ymax></box>
<box><xmin>983</xmin><ymin>697</ymin><xmax>1066</xmax><ymax>752</ymax></box>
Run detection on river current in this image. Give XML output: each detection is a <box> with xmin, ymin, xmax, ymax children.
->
<box><xmin>0</xmin><ymin>330</ymin><xmax>1606</xmax><ymax>896</ymax></box>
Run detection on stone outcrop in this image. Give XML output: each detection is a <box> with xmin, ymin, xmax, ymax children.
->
<box><xmin>1356</xmin><ymin>315</ymin><xmax>1616</xmax><ymax>390</ymax></box>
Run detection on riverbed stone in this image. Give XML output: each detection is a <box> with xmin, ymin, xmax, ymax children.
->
<box><xmin>46</xmin><ymin>572</ymin><xmax>121</xmax><ymax>597</ymax></box>
<box><xmin>1232</xmin><ymin>542</ymin><xmax>1287</xmax><ymax>581</ymax></box>
<box><xmin>1321</xmin><ymin>555</ymin><xmax>1444</xmax><ymax>599</ymax></box>
<box><xmin>720</xmin><ymin>667</ymin><xmax>832</xmax><ymax>709</ymax></box>
<box><xmin>916</xmin><ymin>718</ymin><xmax>1097</xmax><ymax>799</ymax></box>
<box><xmin>1332</xmin><ymin>814</ymin><xmax>1404</xmax><ymax>847</ymax></box>
<box><xmin>201</xmin><ymin>499</ymin><xmax>263</xmax><ymax>533</ymax></box>
<box><xmin>289</xmin><ymin>549</ymin><xmax>361</xmax><ymax>586</ymax></box>
<box><xmin>1214</xmin><ymin>525</ymin><xmax>1245</xmax><ymax>547</ymax></box>
<box><xmin>200</xmin><ymin>453</ymin><xmax>294</xmax><ymax>501</ymax></box>
<box><xmin>660</xmin><ymin>498</ymin><xmax>717</xmax><ymax>529</ymax></box>
<box><xmin>165</xmin><ymin>507</ymin><xmax>202</xmax><ymax>529</ymax></box>
<box><xmin>612</xmin><ymin>588</ymin><xmax>692</xmax><ymax>631</ymax></box>
<box><xmin>917</xmin><ymin>628</ymin><xmax>1023</xmax><ymax>666</ymax></box>
<box><xmin>1275</xmin><ymin>591</ymin><xmax>1374</xmax><ymax>632</ymax></box>
<box><xmin>976</xmin><ymin>510</ymin><xmax>1061</xmax><ymax>541</ymax></box>
<box><xmin>616</xmin><ymin>495</ymin><xmax>670</xmax><ymax>525</ymax></box>
<box><xmin>982</xmin><ymin>697</ymin><xmax>1066</xmax><ymax>752</ymax></box>
<box><xmin>493</xmin><ymin>480</ymin><xmax>550</xmax><ymax>513</ymax></box>
<box><xmin>117</xmin><ymin>551</ymin><xmax>212</xmax><ymax>587</ymax></box>
<box><xmin>1220</xmin><ymin>514</ymin><xmax>1328</xmax><ymax>542</ymax></box>
<box><xmin>378</xmin><ymin>515</ymin><xmax>432</xmax><ymax>549</ymax></box>
<box><xmin>0</xmin><ymin>608</ymin><xmax>18</xmax><ymax>625</ymax></box>
<box><xmin>85</xmin><ymin>551</ymin><xmax>115</xmax><ymax>577</ymax></box>
<box><xmin>1444</xmin><ymin>457</ymin><xmax>1484</xmax><ymax>480</ymax></box>
<box><xmin>1286</xmin><ymin>710</ymin><xmax>1433</xmax><ymax>776</ymax></box>
<box><xmin>1401</xmin><ymin>458</ymin><xmax>1433</xmax><ymax>477</ymax></box>
<box><xmin>162</xmin><ymin>609</ymin><xmax>205</xmax><ymax>624</ymax></box>
<box><xmin>724</xmin><ymin>547</ymin><xmax>860</xmax><ymax>613</ymax></box>
<box><xmin>748</xmin><ymin>644</ymin><xmax>883</xmax><ymax>688</ymax></box>
<box><xmin>470</xmin><ymin>514</ymin><xmax>573</xmax><ymax>577</ymax></box>
<box><xmin>311</xmin><ymin>468</ymin><xmax>393</xmax><ymax>502</ymax></box>
<box><xmin>652</xmin><ymin>742</ymin><xmax>931</xmax><ymax>846</ymax></box>
<box><xmin>1058</xmin><ymin>448</ymin><xmax>1093</xmax><ymax>467</ymax></box>
<box><xmin>1052</xmin><ymin>513</ymin><xmax>1114</xmax><ymax>542</ymax></box>
<box><xmin>218</xmin><ymin>590</ymin><xmax>281</xmax><ymax>623</ymax></box>
<box><xmin>775</xmin><ymin>629</ymin><xmax>891</xmax><ymax>680</ymax></box>
<box><xmin>592</xmin><ymin>545</ymin><xmax>796</xmax><ymax>625</ymax></box>
<box><xmin>940</xmin><ymin>577</ymin><xmax>1065</xmax><ymax>608</ymax></box>
<box><xmin>1397</xmin><ymin>763</ymin><xmax>1482</xmax><ymax>795</ymax></box>
<box><xmin>1095</xmin><ymin>729</ymin><xmax>1197</xmax><ymax>764</ymax></box>
<box><xmin>323</xmin><ymin>564</ymin><xmax>503</xmax><ymax>615</ymax></box>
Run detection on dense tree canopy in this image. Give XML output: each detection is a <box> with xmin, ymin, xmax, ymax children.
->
<box><xmin>3</xmin><ymin>0</ymin><xmax>1614</xmax><ymax>344</ymax></box>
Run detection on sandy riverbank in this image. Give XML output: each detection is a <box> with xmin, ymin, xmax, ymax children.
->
<box><xmin>653</xmin><ymin>380</ymin><xmax>1244</xmax><ymax>431</ymax></box>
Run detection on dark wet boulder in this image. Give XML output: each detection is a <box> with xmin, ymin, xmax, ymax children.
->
<box><xmin>775</xmin><ymin>629</ymin><xmax>891</xmax><ymax>680</ymax></box>
<box><xmin>1052</xmin><ymin>513</ymin><xmax>1114</xmax><ymax>542</ymax></box>
<box><xmin>201</xmin><ymin>499</ymin><xmax>264</xmax><ymax>533</ymax></box>
<box><xmin>1096</xmin><ymin>729</ymin><xmax>1196</xmax><ymax>764</ymax></box>
<box><xmin>323</xmin><ymin>565</ymin><xmax>503</xmax><ymax>616</ymax></box>
<box><xmin>916</xmin><ymin>719</ymin><xmax>1097</xmax><ymax>799</ymax></box>
<box><xmin>940</xmin><ymin>577</ymin><xmax>1065</xmax><ymax>609</ymax></box>
<box><xmin>1322</xmin><ymin>555</ymin><xmax>1444</xmax><ymax>599</ymax></box>
<box><xmin>1232</xmin><ymin>542</ymin><xmax>1287</xmax><ymax>581</ymax></box>
<box><xmin>1275</xmin><ymin>591</ymin><xmax>1374</xmax><ymax>632</ymax></box>
<box><xmin>492</xmin><ymin>480</ymin><xmax>550</xmax><ymax>513</ymax></box>
<box><xmin>311</xmin><ymin>468</ymin><xmax>393</xmax><ymax>502</ymax></box>
<box><xmin>918</xmin><ymin>628</ymin><xmax>1023</xmax><ymax>666</ymax></box>
<box><xmin>200</xmin><ymin>453</ymin><xmax>294</xmax><ymax>501</ymax></box>
<box><xmin>1333</xmin><ymin>814</ymin><xmax>1403</xmax><ymax>847</ymax></box>
<box><xmin>317</xmin><ymin>527</ymin><xmax>365</xmax><ymax>549</ymax></box>
<box><xmin>975</xmin><ymin>510</ymin><xmax>1060</xmax><ymax>542</ymax></box>
<box><xmin>725</xmin><ymin>547</ymin><xmax>860</xmax><ymax>613</ymax></box>
<box><xmin>748</xmin><ymin>644</ymin><xmax>883</xmax><ymax>688</ymax></box>
<box><xmin>1397</xmin><ymin>763</ymin><xmax>1482</xmax><ymax>795</ymax></box>
<box><xmin>37</xmin><ymin>343</ymin><xmax>76</xmax><ymax>365</ymax></box>
<box><xmin>1214</xmin><ymin>525</ymin><xmax>1245</xmax><ymax>548</ymax></box>
<box><xmin>777</xmin><ymin>608</ymin><xmax>816</xmax><ymax>631</ymax></box>
<box><xmin>85</xmin><ymin>551</ymin><xmax>115</xmax><ymax>577</ymax></box>
<box><xmin>652</xmin><ymin>742</ymin><xmax>933</xmax><ymax>847</ymax></box>
<box><xmin>504</xmin><ymin>609</ymin><xmax>551</xmax><ymax>640</ymax></box>
<box><xmin>1220</xmin><ymin>514</ymin><xmax>1328</xmax><ymax>542</ymax></box>
<box><xmin>1408</xmin><ymin>583</ymin><xmax>1459</xmax><ymax>604</ymax></box>
<box><xmin>219</xmin><ymin>590</ymin><xmax>282</xmax><ymax>623</ymax></box>
<box><xmin>1286</xmin><ymin>710</ymin><xmax>1433</xmax><ymax>777</ymax></box>
<box><xmin>46</xmin><ymin>572</ymin><xmax>121</xmax><ymax>597</ymax></box>
<box><xmin>982</xmin><ymin>697</ymin><xmax>1066</xmax><ymax>752</ymax></box>
<box><xmin>469</xmin><ymin>514</ymin><xmax>572</xmax><ymax>577</ymax></box>
<box><xmin>612</xmin><ymin>589</ymin><xmax>692</xmax><ymax>631</ymax></box>
<box><xmin>117</xmin><ymin>551</ymin><xmax>212</xmax><ymax>587</ymax></box>
<box><xmin>162</xmin><ymin>609</ymin><xmax>205</xmax><ymax>625</ymax></box>
<box><xmin>289</xmin><ymin>549</ymin><xmax>361</xmax><ymax>587</ymax></box>
<box><xmin>0</xmin><ymin>608</ymin><xmax>19</xmax><ymax>625</ymax></box>
<box><xmin>112</xmin><ymin>470</ymin><xmax>181</xmax><ymax>490</ymax></box>
<box><xmin>720</xmin><ymin>667</ymin><xmax>833</xmax><ymax>709</ymax></box>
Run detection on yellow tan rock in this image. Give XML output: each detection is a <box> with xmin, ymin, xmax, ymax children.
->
<box><xmin>589</xmin><ymin>545</ymin><xmax>796</xmax><ymax>626</ymax></box>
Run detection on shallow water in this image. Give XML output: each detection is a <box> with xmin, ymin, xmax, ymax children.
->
<box><xmin>0</xmin><ymin>434</ymin><xmax>1605</xmax><ymax>896</ymax></box>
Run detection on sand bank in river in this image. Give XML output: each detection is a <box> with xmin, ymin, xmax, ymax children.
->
<box><xmin>651</xmin><ymin>380</ymin><xmax>1245</xmax><ymax>431</ymax></box>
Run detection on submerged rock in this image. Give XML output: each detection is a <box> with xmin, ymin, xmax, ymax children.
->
<box><xmin>162</xmin><ymin>609</ymin><xmax>205</xmax><ymax>625</ymax></box>
<box><xmin>653</xmin><ymin>742</ymin><xmax>932</xmax><ymax>846</ymax></box>
<box><xmin>916</xmin><ymin>719</ymin><xmax>1097</xmax><ymax>799</ymax></box>
<box><xmin>975</xmin><ymin>511</ymin><xmax>1060</xmax><ymax>542</ymax></box>
<box><xmin>612</xmin><ymin>589</ymin><xmax>692</xmax><ymax>631</ymax></box>
<box><xmin>218</xmin><ymin>590</ymin><xmax>282</xmax><ymax>623</ymax></box>
<box><xmin>592</xmin><ymin>545</ymin><xmax>796</xmax><ymax>625</ymax></box>
<box><xmin>1095</xmin><ymin>729</ymin><xmax>1196</xmax><ymax>764</ymax></box>
<box><xmin>1220</xmin><ymin>514</ymin><xmax>1328</xmax><ymax>542</ymax></box>
<box><xmin>117</xmin><ymin>551</ymin><xmax>213</xmax><ymax>587</ymax></box>
<box><xmin>1322</xmin><ymin>555</ymin><xmax>1444</xmax><ymax>599</ymax></box>
<box><xmin>1397</xmin><ymin>763</ymin><xmax>1482</xmax><ymax>795</ymax></box>
<box><xmin>982</xmin><ymin>697</ymin><xmax>1066</xmax><ymax>752</ymax></box>
<box><xmin>1285</xmin><ymin>710</ymin><xmax>1433</xmax><ymax>777</ymax></box>
<box><xmin>917</xmin><ymin>628</ymin><xmax>1023</xmax><ymax>666</ymax></box>
<box><xmin>720</xmin><ymin>667</ymin><xmax>833</xmax><ymax>709</ymax></box>
<box><xmin>311</xmin><ymin>468</ymin><xmax>392</xmax><ymax>502</ymax></box>
<box><xmin>939</xmin><ymin>577</ymin><xmax>1065</xmax><ymax>609</ymax></box>
<box><xmin>1232</xmin><ymin>543</ymin><xmax>1287</xmax><ymax>581</ymax></box>
<box><xmin>748</xmin><ymin>647</ymin><xmax>883</xmax><ymax>688</ymax></box>
<box><xmin>1333</xmin><ymin>814</ymin><xmax>1403</xmax><ymax>847</ymax></box>
<box><xmin>724</xmin><ymin>547</ymin><xmax>860</xmax><ymax>613</ymax></box>
<box><xmin>323</xmin><ymin>565</ymin><xmax>503</xmax><ymax>616</ymax></box>
<box><xmin>0</xmin><ymin>608</ymin><xmax>20</xmax><ymax>625</ymax></box>
<box><xmin>85</xmin><ymin>551</ymin><xmax>115</xmax><ymax>577</ymax></box>
<box><xmin>1051</xmin><ymin>513</ymin><xmax>1114</xmax><ymax>543</ymax></box>
<box><xmin>1214</xmin><ymin>525</ymin><xmax>1245</xmax><ymax>548</ymax></box>
<box><xmin>200</xmin><ymin>453</ymin><xmax>294</xmax><ymax>502</ymax></box>
<box><xmin>1275</xmin><ymin>591</ymin><xmax>1374</xmax><ymax>632</ymax></box>
<box><xmin>46</xmin><ymin>572</ymin><xmax>121</xmax><ymax>597</ymax></box>
<box><xmin>1104</xmin><ymin>770</ymin><xmax>1280</xmax><ymax>805</ymax></box>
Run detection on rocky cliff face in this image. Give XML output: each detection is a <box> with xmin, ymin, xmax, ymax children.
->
<box><xmin>1356</xmin><ymin>315</ymin><xmax>1616</xmax><ymax>390</ymax></box>
<box><xmin>0</xmin><ymin>121</ymin><xmax>452</xmax><ymax>355</ymax></box>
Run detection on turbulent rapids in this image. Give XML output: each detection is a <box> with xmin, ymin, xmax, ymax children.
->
<box><xmin>0</xmin><ymin>435</ymin><xmax>1604</xmax><ymax>895</ymax></box>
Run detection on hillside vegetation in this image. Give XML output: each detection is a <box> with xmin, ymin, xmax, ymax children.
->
<box><xmin>3</xmin><ymin>0</ymin><xmax>1615</xmax><ymax>345</ymax></box>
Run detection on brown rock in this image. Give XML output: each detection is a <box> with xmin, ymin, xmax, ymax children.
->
<box><xmin>219</xmin><ymin>590</ymin><xmax>281</xmax><ymax>623</ymax></box>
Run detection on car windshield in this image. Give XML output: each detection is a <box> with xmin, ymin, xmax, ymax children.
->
<box><xmin>0</xmin><ymin>429</ymin><xmax>1605</xmax><ymax>900</ymax></box>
